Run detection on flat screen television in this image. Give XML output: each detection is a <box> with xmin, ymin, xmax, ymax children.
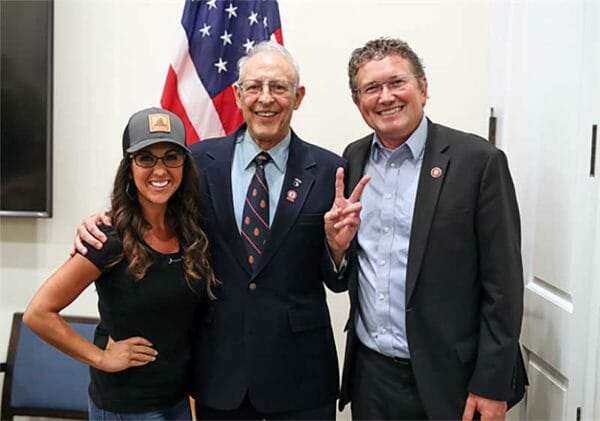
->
<box><xmin>1</xmin><ymin>0</ymin><xmax>53</xmax><ymax>217</ymax></box>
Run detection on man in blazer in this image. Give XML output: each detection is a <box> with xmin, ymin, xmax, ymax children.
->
<box><xmin>186</xmin><ymin>42</ymin><xmax>357</xmax><ymax>419</ymax></box>
<box><xmin>333</xmin><ymin>38</ymin><xmax>527</xmax><ymax>420</ymax></box>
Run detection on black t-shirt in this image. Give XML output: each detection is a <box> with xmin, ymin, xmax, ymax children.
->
<box><xmin>82</xmin><ymin>225</ymin><xmax>202</xmax><ymax>413</ymax></box>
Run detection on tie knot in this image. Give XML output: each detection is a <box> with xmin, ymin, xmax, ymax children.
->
<box><xmin>253</xmin><ymin>152</ymin><xmax>271</xmax><ymax>168</ymax></box>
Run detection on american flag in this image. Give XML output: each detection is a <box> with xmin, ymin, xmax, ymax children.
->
<box><xmin>161</xmin><ymin>0</ymin><xmax>283</xmax><ymax>145</ymax></box>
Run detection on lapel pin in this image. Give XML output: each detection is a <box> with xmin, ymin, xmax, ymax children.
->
<box><xmin>292</xmin><ymin>177</ymin><xmax>302</xmax><ymax>188</ymax></box>
<box><xmin>286</xmin><ymin>189</ymin><xmax>298</xmax><ymax>203</ymax></box>
<box><xmin>430</xmin><ymin>167</ymin><xmax>443</xmax><ymax>179</ymax></box>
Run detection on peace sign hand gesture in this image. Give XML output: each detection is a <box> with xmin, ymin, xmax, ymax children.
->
<box><xmin>324</xmin><ymin>167</ymin><xmax>370</xmax><ymax>266</ymax></box>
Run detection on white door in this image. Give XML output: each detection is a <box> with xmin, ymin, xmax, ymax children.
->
<box><xmin>490</xmin><ymin>1</ymin><xmax>599</xmax><ymax>419</ymax></box>
<box><xmin>582</xmin><ymin>1</ymin><xmax>600</xmax><ymax>419</ymax></box>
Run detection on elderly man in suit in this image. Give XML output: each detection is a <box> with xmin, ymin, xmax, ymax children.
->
<box><xmin>186</xmin><ymin>41</ymin><xmax>369</xmax><ymax>420</ymax></box>
<box><xmin>76</xmin><ymin>41</ymin><xmax>368</xmax><ymax>420</ymax></box>
<box><xmin>328</xmin><ymin>38</ymin><xmax>527</xmax><ymax>420</ymax></box>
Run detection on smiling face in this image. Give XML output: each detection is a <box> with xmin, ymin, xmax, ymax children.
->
<box><xmin>234</xmin><ymin>50</ymin><xmax>305</xmax><ymax>150</ymax></box>
<box><xmin>353</xmin><ymin>54</ymin><xmax>427</xmax><ymax>149</ymax></box>
<box><xmin>131</xmin><ymin>142</ymin><xmax>184</xmax><ymax>211</ymax></box>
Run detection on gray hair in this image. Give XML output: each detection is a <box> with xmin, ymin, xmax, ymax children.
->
<box><xmin>236</xmin><ymin>41</ymin><xmax>301</xmax><ymax>85</ymax></box>
<box><xmin>348</xmin><ymin>37</ymin><xmax>426</xmax><ymax>99</ymax></box>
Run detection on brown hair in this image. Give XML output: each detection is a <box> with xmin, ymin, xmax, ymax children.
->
<box><xmin>109</xmin><ymin>150</ymin><xmax>217</xmax><ymax>299</ymax></box>
<box><xmin>348</xmin><ymin>37</ymin><xmax>426</xmax><ymax>100</ymax></box>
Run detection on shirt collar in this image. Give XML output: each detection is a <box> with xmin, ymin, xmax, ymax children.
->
<box><xmin>371</xmin><ymin>114</ymin><xmax>428</xmax><ymax>163</ymax></box>
<box><xmin>238</xmin><ymin>130</ymin><xmax>291</xmax><ymax>173</ymax></box>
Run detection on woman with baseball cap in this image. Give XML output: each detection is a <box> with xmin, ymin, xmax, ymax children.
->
<box><xmin>24</xmin><ymin>107</ymin><xmax>216</xmax><ymax>420</ymax></box>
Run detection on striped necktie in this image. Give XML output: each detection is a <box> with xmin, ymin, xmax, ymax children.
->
<box><xmin>241</xmin><ymin>152</ymin><xmax>272</xmax><ymax>267</ymax></box>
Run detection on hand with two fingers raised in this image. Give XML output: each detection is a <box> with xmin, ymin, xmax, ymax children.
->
<box><xmin>324</xmin><ymin>167</ymin><xmax>370</xmax><ymax>266</ymax></box>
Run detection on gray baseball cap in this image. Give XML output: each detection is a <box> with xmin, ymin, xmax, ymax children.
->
<box><xmin>122</xmin><ymin>107</ymin><xmax>189</xmax><ymax>154</ymax></box>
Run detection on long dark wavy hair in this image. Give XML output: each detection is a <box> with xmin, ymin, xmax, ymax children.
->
<box><xmin>109</xmin><ymin>148</ymin><xmax>217</xmax><ymax>299</ymax></box>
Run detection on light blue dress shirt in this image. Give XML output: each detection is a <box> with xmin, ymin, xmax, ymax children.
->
<box><xmin>231</xmin><ymin>130</ymin><xmax>290</xmax><ymax>230</ymax></box>
<box><xmin>355</xmin><ymin>114</ymin><xmax>428</xmax><ymax>359</ymax></box>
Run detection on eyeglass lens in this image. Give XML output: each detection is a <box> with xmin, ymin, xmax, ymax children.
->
<box><xmin>133</xmin><ymin>152</ymin><xmax>185</xmax><ymax>168</ymax></box>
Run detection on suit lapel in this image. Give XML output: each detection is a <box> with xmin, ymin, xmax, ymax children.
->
<box><xmin>405</xmin><ymin>121</ymin><xmax>449</xmax><ymax>304</ymax></box>
<box><xmin>252</xmin><ymin>132</ymin><xmax>315</xmax><ymax>278</ymax></box>
<box><xmin>346</xmin><ymin>135</ymin><xmax>372</xmax><ymax>193</ymax></box>
<box><xmin>203</xmin><ymin>128</ymin><xmax>252</xmax><ymax>274</ymax></box>
<box><xmin>345</xmin><ymin>135</ymin><xmax>372</xmax><ymax>311</ymax></box>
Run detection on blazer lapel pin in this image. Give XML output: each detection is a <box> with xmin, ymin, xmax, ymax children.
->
<box><xmin>286</xmin><ymin>189</ymin><xmax>298</xmax><ymax>203</ymax></box>
<box><xmin>286</xmin><ymin>178</ymin><xmax>302</xmax><ymax>203</ymax></box>
<box><xmin>430</xmin><ymin>167</ymin><xmax>443</xmax><ymax>179</ymax></box>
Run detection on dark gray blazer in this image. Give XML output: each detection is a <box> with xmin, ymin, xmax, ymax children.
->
<box><xmin>339</xmin><ymin>119</ymin><xmax>527</xmax><ymax>419</ymax></box>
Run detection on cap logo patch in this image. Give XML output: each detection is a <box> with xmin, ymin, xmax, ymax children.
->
<box><xmin>148</xmin><ymin>113</ymin><xmax>171</xmax><ymax>133</ymax></box>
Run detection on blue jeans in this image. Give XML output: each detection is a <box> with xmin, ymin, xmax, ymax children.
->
<box><xmin>88</xmin><ymin>396</ymin><xmax>192</xmax><ymax>420</ymax></box>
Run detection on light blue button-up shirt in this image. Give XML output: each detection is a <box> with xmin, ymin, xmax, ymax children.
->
<box><xmin>355</xmin><ymin>114</ymin><xmax>428</xmax><ymax>359</ymax></box>
<box><xmin>231</xmin><ymin>130</ymin><xmax>290</xmax><ymax>230</ymax></box>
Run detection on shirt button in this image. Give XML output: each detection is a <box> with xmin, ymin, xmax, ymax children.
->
<box><xmin>390</xmin><ymin>162</ymin><xmax>396</xmax><ymax>168</ymax></box>
<box><xmin>249</xmin><ymin>282</ymin><xmax>257</xmax><ymax>291</ymax></box>
<box><xmin>383</xmin><ymin>226</ymin><xmax>390</xmax><ymax>233</ymax></box>
<box><xmin>379</xmin><ymin>260</ymin><xmax>386</xmax><ymax>266</ymax></box>
<box><xmin>381</xmin><ymin>328</ymin><xmax>387</xmax><ymax>333</ymax></box>
<box><xmin>384</xmin><ymin>193</ymin><xmax>392</xmax><ymax>200</ymax></box>
<box><xmin>379</xmin><ymin>294</ymin><xmax>385</xmax><ymax>301</ymax></box>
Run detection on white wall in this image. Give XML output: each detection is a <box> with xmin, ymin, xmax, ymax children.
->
<box><xmin>0</xmin><ymin>0</ymin><xmax>491</xmax><ymax>417</ymax></box>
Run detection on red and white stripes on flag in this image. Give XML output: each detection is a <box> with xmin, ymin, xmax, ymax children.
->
<box><xmin>161</xmin><ymin>0</ymin><xmax>283</xmax><ymax>145</ymax></box>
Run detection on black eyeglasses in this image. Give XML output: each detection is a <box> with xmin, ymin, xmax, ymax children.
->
<box><xmin>130</xmin><ymin>151</ymin><xmax>186</xmax><ymax>168</ymax></box>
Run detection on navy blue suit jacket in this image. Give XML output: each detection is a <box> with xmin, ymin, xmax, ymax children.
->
<box><xmin>189</xmin><ymin>125</ymin><xmax>346</xmax><ymax>413</ymax></box>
